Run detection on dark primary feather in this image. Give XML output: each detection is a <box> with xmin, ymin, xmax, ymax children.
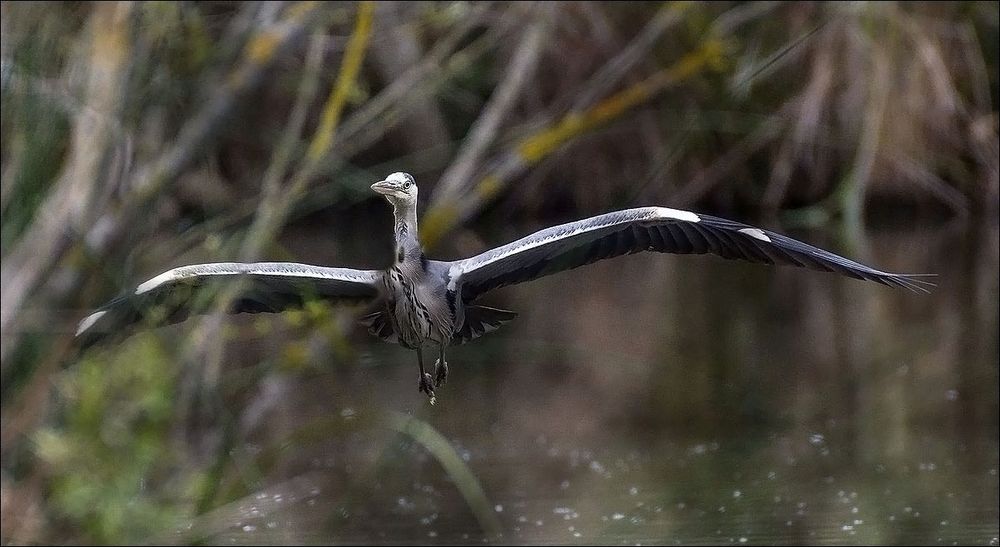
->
<box><xmin>76</xmin><ymin>263</ymin><xmax>381</xmax><ymax>347</ymax></box>
<box><xmin>450</xmin><ymin>207</ymin><xmax>934</xmax><ymax>302</ymax></box>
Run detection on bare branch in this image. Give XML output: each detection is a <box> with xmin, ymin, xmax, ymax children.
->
<box><xmin>570</xmin><ymin>2</ymin><xmax>688</xmax><ymax>112</ymax></box>
<box><xmin>420</xmin><ymin>40</ymin><xmax>727</xmax><ymax>248</ymax></box>
<box><xmin>431</xmin><ymin>3</ymin><xmax>550</xmax><ymax>205</ymax></box>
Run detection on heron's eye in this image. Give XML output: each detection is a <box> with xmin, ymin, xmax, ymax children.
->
<box><xmin>404</xmin><ymin>182</ymin><xmax>411</xmax><ymax>189</ymax></box>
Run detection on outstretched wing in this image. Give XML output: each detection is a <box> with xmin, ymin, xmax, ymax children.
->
<box><xmin>77</xmin><ymin>262</ymin><xmax>382</xmax><ymax>347</ymax></box>
<box><xmin>449</xmin><ymin>207</ymin><xmax>933</xmax><ymax>303</ymax></box>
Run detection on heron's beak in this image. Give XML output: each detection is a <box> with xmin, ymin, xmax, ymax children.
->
<box><xmin>370</xmin><ymin>180</ymin><xmax>393</xmax><ymax>195</ymax></box>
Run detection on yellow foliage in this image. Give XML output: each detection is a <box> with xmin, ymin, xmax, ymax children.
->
<box><xmin>516</xmin><ymin>41</ymin><xmax>724</xmax><ymax>168</ymax></box>
<box><xmin>244</xmin><ymin>30</ymin><xmax>281</xmax><ymax>65</ymax></box>
<box><xmin>306</xmin><ymin>1</ymin><xmax>376</xmax><ymax>162</ymax></box>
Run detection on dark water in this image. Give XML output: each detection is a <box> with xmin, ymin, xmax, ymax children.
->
<box><xmin>169</xmin><ymin>220</ymin><xmax>998</xmax><ymax>545</ymax></box>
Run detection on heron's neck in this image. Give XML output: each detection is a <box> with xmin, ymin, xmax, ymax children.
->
<box><xmin>392</xmin><ymin>201</ymin><xmax>422</xmax><ymax>265</ymax></box>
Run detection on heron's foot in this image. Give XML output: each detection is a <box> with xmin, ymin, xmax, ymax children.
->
<box><xmin>418</xmin><ymin>372</ymin><xmax>436</xmax><ymax>404</ymax></box>
<box><xmin>434</xmin><ymin>358</ymin><xmax>448</xmax><ymax>387</ymax></box>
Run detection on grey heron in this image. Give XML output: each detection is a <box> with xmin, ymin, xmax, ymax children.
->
<box><xmin>77</xmin><ymin>172</ymin><xmax>933</xmax><ymax>403</ymax></box>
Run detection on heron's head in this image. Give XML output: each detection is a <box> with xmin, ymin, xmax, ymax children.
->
<box><xmin>371</xmin><ymin>172</ymin><xmax>417</xmax><ymax>205</ymax></box>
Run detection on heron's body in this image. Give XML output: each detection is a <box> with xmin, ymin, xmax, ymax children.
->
<box><xmin>77</xmin><ymin>172</ymin><xmax>932</xmax><ymax>403</ymax></box>
<box><xmin>381</xmin><ymin>261</ymin><xmax>452</xmax><ymax>349</ymax></box>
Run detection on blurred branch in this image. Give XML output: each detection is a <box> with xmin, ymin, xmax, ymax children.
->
<box><xmin>240</xmin><ymin>35</ymin><xmax>328</xmax><ymax>261</ymax></box>
<box><xmin>710</xmin><ymin>1</ymin><xmax>783</xmax><ymax>36</ymax></box>
<box><xmin>670</xmin><ymin>111</ymin><xmax>785</xmax><ymax>207</ymax></box>
<box><xmin>173</xmin><ymin>33</ymin><xmax>328</xmax><ymax>421</ymax></box>
<box><xmin>245</xmin><ymin>1</ymin><xmax>375</xmax><ymax>261</ymax></box>
<box><xmin>427</xmin><ymin>1</ymin><xmax>690</xmax><ymax>230</ymax></box>
<box><xmin>838</xmin><ymin>28</ymin><xmax>892</xmax><ymax>242</ymax></box>
<box><xmin>420</xmin><ymin>39</ymin><xmax>726</xmax><ymax>248</ymax></box>
<box><xmin>331</xmin><ymin>2</ymin><xmax>496</xmax><ymax>156</ymax></box>
<box><xmin>570</xmin><ymin>1</ymin><xmax>689</xmax><ymax>112</ymax></box>
<box><xmin>0</xmin><ymin>2</ymin><xmax>134</xmax><ymax>366</ymax></box>
<box><xmin>0</xmin><ymin>135</ymin><xmax>25</xmax><ymax>212</ymax></box>
<box><xmin>117</xmin><ymin>3</ymin><xmax>499</xmax><ymax>270</ymax></box>
<box><xmin>203</xmin><ymin>2</ymin><xmax>289</xmax><ymax>87</ymax></box>
<box><xmin>369</xmin><ymin>2</ymin><xmax>451</xmax><ymax>161</ymax></box>
<box><xmin>0</xmin><ymin>1</ymin><xmax>319</xmax><ymax>367</ymax></box>
<box><xmin>431</xmin><ymin>3</ymin><xmax>550</xmax><ymax>206</ymax></box>
<box><xmin>729</xmin><ymin>21</ymin><xmax>826</xmax><ymax>98</ymax></box>
<box><xmin>305</xmin><ymin>1</ymin><xmax>375</xmax><ymax>165</ymax></box>
<box><xmin>124</xmin><ymin>1</ymin><xmax>319</xmax><ymax>214</ymax></box>
<box><xmin>888</xmin><ymin>153</ymin><xmax>970</xmax><ymax>216</ymax></box>
<box><xmin>187</xmin><ymin>2</ymin><xmax>375</xmax><ymax>412</ymax></box>
<box><xmin>763</xmin><ymin>28</ymin><xmax>837</xmax><ymax>211</ymax></box>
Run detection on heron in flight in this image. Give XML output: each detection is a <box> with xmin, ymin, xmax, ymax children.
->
<box><xmin>78</xmin><ymin>172</ymin><xmax>931</xmax><ymax>402</ymax></box>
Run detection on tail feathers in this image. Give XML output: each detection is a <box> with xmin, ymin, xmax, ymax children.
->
<box><xmin>359</xmin><ymin>305</ymin><xmax>516</xmax><ymax>345</ymax></box>
<box><xmin>452</xmin><ymin>305</ymin><xmax>517</xmax><ymax>345</ymax></box>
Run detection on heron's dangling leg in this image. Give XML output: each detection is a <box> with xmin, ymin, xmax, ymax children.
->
<box><xmin>434</xmin><ymin>345</ymin><xmax>448</xmax><ymax>387</ymax></box>
<box><xmin>416</xmin><ymin>349</ymin><xmax>435</xmax><ymax>403</ymax></box>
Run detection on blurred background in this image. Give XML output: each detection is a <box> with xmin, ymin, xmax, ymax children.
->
<box><xmin>2</xmin><ymin>1</ymin><xmax>998</xmax><ymax>544</ymax></box>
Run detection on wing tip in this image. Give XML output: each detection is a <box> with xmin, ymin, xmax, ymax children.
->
<box><xmin>75</xmin><ymin>310</ymin><xmax>107</xmax><ymax>337</ymax></box>
<box><xmin>882</xmin><ymin>273</ymin><xmax>937</xmax><ymax>293</ymax></box>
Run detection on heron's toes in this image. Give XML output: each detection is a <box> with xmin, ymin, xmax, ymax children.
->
<box><xmin>418</xmin><ymin>372</ymin><xmax>435</xmax><ymax>400</ymax></box>
<box><xmin>434</xmin><ymin>359</ymin><xmax>448</xmax><ymax>387</ymax></box>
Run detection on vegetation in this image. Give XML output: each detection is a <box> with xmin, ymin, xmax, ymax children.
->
<box><xmin>1</xmin><ymin>2</ymin><xmax>996</xmax><ymax>544</ymax></box>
